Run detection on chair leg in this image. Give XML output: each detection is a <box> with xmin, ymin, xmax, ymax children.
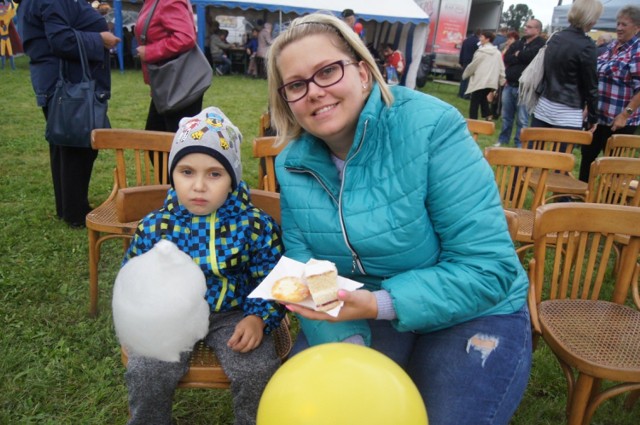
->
<box><xmin>568</xmin><ymin>373</ymin><xmax>594</xmax><ymax>425</ymax></box>
<box><xmin>624</xmin><ymin>389</ymin><xmax>640</xmax><ymax>410</ymax></box>
<box><xmin>122</xmin><ymin>238</ymin><xmax>131</xmax><ymax>253</ymax></box>
<box><xmin>88</xmin><ymin>229</ymin><xmax>100</xmax><ymax>317</ymax></box>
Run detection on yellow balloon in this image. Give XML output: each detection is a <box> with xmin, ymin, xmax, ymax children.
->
<box><xmin>257</xmin><ymin>343</ymin><xmax>428</xmax><ymax>425</ymax></box>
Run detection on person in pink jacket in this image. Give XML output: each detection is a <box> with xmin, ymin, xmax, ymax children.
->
<box><xmin>256</xmin><ymin>21</ymin><xmax>272</xmax><ymax>79</ymax></box>
<box><xmin>134</xmin><ymin>0</ymin><xmax>203</xmax><ymax>133</ymax></box>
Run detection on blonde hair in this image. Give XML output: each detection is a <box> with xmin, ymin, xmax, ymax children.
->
<box><xmin>266</xmin><ymin>12</ymin><xmax>393</xmax><ymax>145</ymax></box>
<box><xmin>568</xmin><ymin>0</ymin><xmax>604</xmax><ymax>30</ymax></box>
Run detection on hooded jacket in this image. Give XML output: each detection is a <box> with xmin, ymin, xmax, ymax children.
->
<box><xmin>123</xmin><ymin>181</ymin><xmax>285</xmax><ymax>333</ymax></box>
<box><xmin>462</xmin><ymin>42</ymin><xmax>505</xmax><ymax>93</ymax></box>
<box><xmin>276</xmin><ymin>84</ymin><xmax>528</xmax><ymax>346</ymax></box>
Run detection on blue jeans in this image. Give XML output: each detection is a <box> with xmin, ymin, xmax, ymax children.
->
<box><xmin>212</xmin><ymin>55</ymin><xmax>232</xmax><ymax>75</ymax></box>
<box><xmin>291</xmin><ymin>305</ymin><xmax>532</xmax><ymax>425</ymax></box>
<box><xmin>498</xmin><ymin>84</ymin><xmax>529</xmax><ymax>147</ymax></box>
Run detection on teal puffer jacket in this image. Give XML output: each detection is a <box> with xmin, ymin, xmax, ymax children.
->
<box><xmin>276</xmin><ymin>83</ymin><xmax>528</xmax><ymax>346</ymax></box>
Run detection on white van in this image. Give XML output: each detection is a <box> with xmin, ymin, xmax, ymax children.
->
<box><xmin>215</xmin><ymin>15</ymin><xmax>253</xmax><ymax>45</ymax></box>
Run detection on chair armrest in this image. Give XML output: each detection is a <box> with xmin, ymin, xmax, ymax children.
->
<box><xmin>116</xmin><ymin>184</ymin><xmax>169</xmax><ymax>223</ymax></box>
<box><xmin>527</xmin><ymin>258</ymin><xmax>542</xmax><ymax>335</ymax></box>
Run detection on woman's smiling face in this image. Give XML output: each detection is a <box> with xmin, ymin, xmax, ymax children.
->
<box><xmin>616</xmin><ymin>14</ymin><xmax>639</xmax><ymax>44</ymax></box>
<box><xmin>277</xmin><ymin>33</ymin><xmax>369</xmax><ymax>157</ymax></box>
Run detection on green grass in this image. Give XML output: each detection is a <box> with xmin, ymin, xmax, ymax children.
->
<box><xmin>1</xmin><ymin>55</ymin><xmax>638</xmax><ymax>424</ymax></box>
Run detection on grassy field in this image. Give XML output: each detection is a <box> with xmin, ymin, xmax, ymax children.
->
<box><xmin>1</xmin><ymin>55</ymin><xmax>638</xmax><ymax>424</ymax></box>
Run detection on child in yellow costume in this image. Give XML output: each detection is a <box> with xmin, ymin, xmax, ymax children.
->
<box><xmin>0</xmin><ymin>0</ymin><xmax>16</xmax><ymax>70</ymax></box>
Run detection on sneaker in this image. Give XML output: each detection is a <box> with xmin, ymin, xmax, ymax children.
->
<box><xmin>493</xmin><ymin>142</ymin><xmax>502</xmax><ymax>147</ymax></box>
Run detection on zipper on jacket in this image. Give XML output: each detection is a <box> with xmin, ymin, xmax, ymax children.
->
<box><xmin>286</xmin><ymin>121</ymin><xmax>369</xmax><ymax>275</ymax></box>
<box><xmin>204</xmin><ymin>212</ymin><xmax>228</xmax><ymax>311</ymax></box>
<box><xmin>339</xmin><ymin>120</ymin><xmax>368</xmax><ymax>275</ymax></box>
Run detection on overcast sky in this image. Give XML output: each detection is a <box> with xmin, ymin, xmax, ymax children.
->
<box><xmin>503</xmin><ymin>0</ymin><xmax>562</xmax><ymax>28</ymax></box>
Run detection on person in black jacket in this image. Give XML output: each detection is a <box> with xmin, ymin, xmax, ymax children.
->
<box><xmin>458</xmin><ymin>29</ymin><xmax>480</xmax><ymax>99</ymax></box>
<box><xmin>532</xmin><ymin>0</ymin><xmax>602</xmax><ymax>135</ymax></box>
<box><xmin>495</xmin><ymin>19</ymin><xmax>545</xmax><ymax>147</ymax></box>
<box><xmin>21</xmin><ymin>0</ymin><xmax>120</xmax><ymax>228</ymax></box>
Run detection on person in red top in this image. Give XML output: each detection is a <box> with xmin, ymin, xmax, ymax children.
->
<box><xmin>134</xmin><ymin>0</ymin><xmax>202</xmax><ymax>133</ymax></box>
<box><xmin>382</xmin><ymin>43</ymin><xmax>405</xmax><ymax>85</ymax></box>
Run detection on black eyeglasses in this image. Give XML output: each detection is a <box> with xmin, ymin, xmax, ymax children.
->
<box><xmin>278</xmin><ymin>60</ymin><xmax>358</xmax><ymax>103</ymax></box>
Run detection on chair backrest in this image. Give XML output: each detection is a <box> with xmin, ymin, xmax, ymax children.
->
<box><xmin>529</xmin><ymin>203</ymin><xmax>640</xmax><ymax>307</ymax></box>
<box><xmin>115</xmin><ymin>184</ymin><xmax>170</xmax><ymax>222</ymax></box>
<box><xmin>258</xmin><ymin>112</ymin><xmax>271</xmax><ymax>137</ymax></box>
<box><xmin>586</xmin><ymin>157</ymin><xmax>640</xmax><ymax>206</ymax></box>
<box><xmin>520</xmin><ymin>128</ymin><xmax>592</xmax><ymax>153</ymax></box>
<box><xmin>253</xmin><ymin>136</ymin><xmax>286</xmax><ymax>192</ymax></box>
<box><xmin>604</xmin><ymin>134</ymin><xmax>640</xmax><ymax>158</ymax></box>
<box><xmin>250</xmin><ymin>189</ymin><xmax>281</xmax><ymax>225</ymax></box>
<box><xmin>484</xmin><ymin>147</ymin><xmax>574</xmax><ymax>210</ymax></box>
<box><xmin>91</xmin><ymin>128</ymin><xmax>174</xmax><ymax>189</ymax></box>
<box><xmin>466</xmin><ymin>119</ymin><xmax>495</xmax><ymax>142</ymax></box>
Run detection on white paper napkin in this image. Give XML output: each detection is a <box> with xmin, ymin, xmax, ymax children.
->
<box><xmin>248</xmin><ymin>256</ymin><xmax>363</xmax><ymax>317</ymax></box>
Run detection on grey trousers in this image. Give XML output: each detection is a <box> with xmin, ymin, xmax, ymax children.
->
<box><xmin>125</xmin><ymin>310</ymin><xmax>280</xmax><ymax>425</ymax></box>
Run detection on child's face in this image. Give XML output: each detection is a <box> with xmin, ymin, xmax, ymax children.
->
<box><xmin>172</xmin><ymin>153</ymin><xmax>232</xmax><ymax>216</ymax></box>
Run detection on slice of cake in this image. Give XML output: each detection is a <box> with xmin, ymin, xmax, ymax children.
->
<box><xmin>303</xmin><ymin>259</ymin><xmax>340</xmax><ymax>312</ymax></box>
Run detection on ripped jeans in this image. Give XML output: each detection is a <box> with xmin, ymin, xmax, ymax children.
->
<box><xmin>292</xmin><ymin>304</ymin><xmax>531</xmax><ymax>425</ymax></box>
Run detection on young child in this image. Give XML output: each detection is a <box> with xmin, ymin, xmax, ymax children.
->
<box><xmin>122</xmin><ymin>107</ymin><xmax>285</xmax><ymax>425</ymax></box>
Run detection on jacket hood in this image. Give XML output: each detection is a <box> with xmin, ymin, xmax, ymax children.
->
<box><xmin>477</xmin><ymin>43</ymin><xmax>500</xmax><ymax>56</ymax></box>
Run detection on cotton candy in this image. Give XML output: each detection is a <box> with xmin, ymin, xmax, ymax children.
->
<box><xmin>112</xmin><ymin>240</ymin><xmax>210</xmax><ymax>362</ymax></box>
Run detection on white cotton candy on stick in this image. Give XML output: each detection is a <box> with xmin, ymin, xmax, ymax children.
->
<box><xmin>112</xmin><ymin>240</ymin><xmax>210</xmax><ymax>362</ymax></box>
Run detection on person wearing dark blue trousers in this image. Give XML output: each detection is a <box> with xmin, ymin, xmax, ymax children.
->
<box><xmin>458</xmin><ymin>29</ymin><xmax>480</xmax><ymax>99</ymax></box>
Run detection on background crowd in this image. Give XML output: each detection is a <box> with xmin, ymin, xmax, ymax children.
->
<box><xmin>458</xmin><ymin>0</ymin><xmax>639</xmax><ymax>182</ymax></box>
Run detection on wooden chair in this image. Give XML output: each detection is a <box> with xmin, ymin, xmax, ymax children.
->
<box><xmin>86</xmin><ymin>129</ymin><xmax>174</xmax><ymax>316</ymax></box>
<box><xmin>484</xmin><ymin>147</ymin><xmax>574</xmax><ymax>257</ymax></box>
<box><xmin>258</xmin><ymin>111</ymin><xmax>271</xmax><ymax>137</ymax></box>
<box><xmin>604</xmin><ymin>134</ymin><xmax>640</xmax><ymax>158</ymax></box>
<box><xmin>253</xmin><ymin>136</ymin><xmax>286</xmax><ymax>192</ymax></box>
<box><xmin>586</xmin><ymin>157</ymin><xmax>640</xmax><ymax>251</ymax></box>
<box><xmin>520</xmin><ymin>128</ymin><xmax>592</xmax><ymax>202</ymax></box>
<box><xmin>586</xmin><ymin>157</ymin><xmax>640</xmax><ymax>207</ymax></box>
<box><xmin>121</xmin><ymin>190</ymin><xmax>292</xmax><ymax>389</ymax></box>
<box><xmin>528</xmin><ymin>203</ymin><xmax>640</xmax><ymax>425</ymax></box>
<box><xmin>466</xmin><ymin>118</ymin><xmax>495</xmax><ymax>142</ymax></box>
<box><xmin>504</xmin><ymin>209</ymin><xmax>519</xmax><ymax>242</ymax></box>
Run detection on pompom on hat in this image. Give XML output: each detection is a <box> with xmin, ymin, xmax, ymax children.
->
<box><xmin>168</xmin><ymin>107</ymin><xmax>243</xmax><ymax>189</ymax></box>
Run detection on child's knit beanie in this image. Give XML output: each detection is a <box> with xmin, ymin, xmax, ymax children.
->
<box><xmin>168</xmin><ymin>107</ymin><xmax>243</xmax><ymax>189</ymax></box>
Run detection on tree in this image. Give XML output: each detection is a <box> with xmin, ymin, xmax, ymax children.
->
<box><xmin>501</xmin><ymin>4</ymin><xmax>535</xmax><ymax>31</ymax></box>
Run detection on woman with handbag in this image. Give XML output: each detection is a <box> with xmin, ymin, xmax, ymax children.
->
<box><xmin>134</xmin><ymin>0</ymin><xmax>205</xmax><ymax>134</ymax></box>
<box><xmin>21</xmin><ymin>0</ymin><xmax>120</xmax><ymax>228</ymax></box>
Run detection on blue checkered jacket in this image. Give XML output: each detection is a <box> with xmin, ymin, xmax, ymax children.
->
<box><xmin>123</xmin><ymin>181</ymin><xmax>285</xmax><ymax>333</ymax></box>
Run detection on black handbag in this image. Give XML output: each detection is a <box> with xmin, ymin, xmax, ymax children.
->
<box><xmin>45</xmin><ymin>29</ymin><xmax>110</xmax><ymax>148</ymax></box>
<box><xmin>141</xmin><ymin>0</ymin><xmax>212</xmax><ymax>115</ymax></box>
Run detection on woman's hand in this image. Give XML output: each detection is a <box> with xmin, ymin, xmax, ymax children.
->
<box><xmin>285</xmin><ymin>289</ymin><xmax>378</xmax><ymax>322</ymax></box>
<box><xmin>136</xmin><ymin>45</ymin><xmax>146</xmax><ymax>61</ymax></box>
<box><xmin>100</xmin><ymin>31</ymin><xmax>121</xmax><ymax>50</ymax></box>
<box><xmin>227</xmin><ymin>315</ymin><xmax>265</xmax><ymax>353</ymax></box>
<box><xmin>611</xmin><ymin>112</ymin><xmax>628</xmax><ymax>131</ymax></box>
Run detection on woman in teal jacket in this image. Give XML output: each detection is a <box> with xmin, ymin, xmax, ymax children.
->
<box><xmin>267</xmin><ymin>13</ymin><xmax>531</xmax><ymax>425</ymax></box>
